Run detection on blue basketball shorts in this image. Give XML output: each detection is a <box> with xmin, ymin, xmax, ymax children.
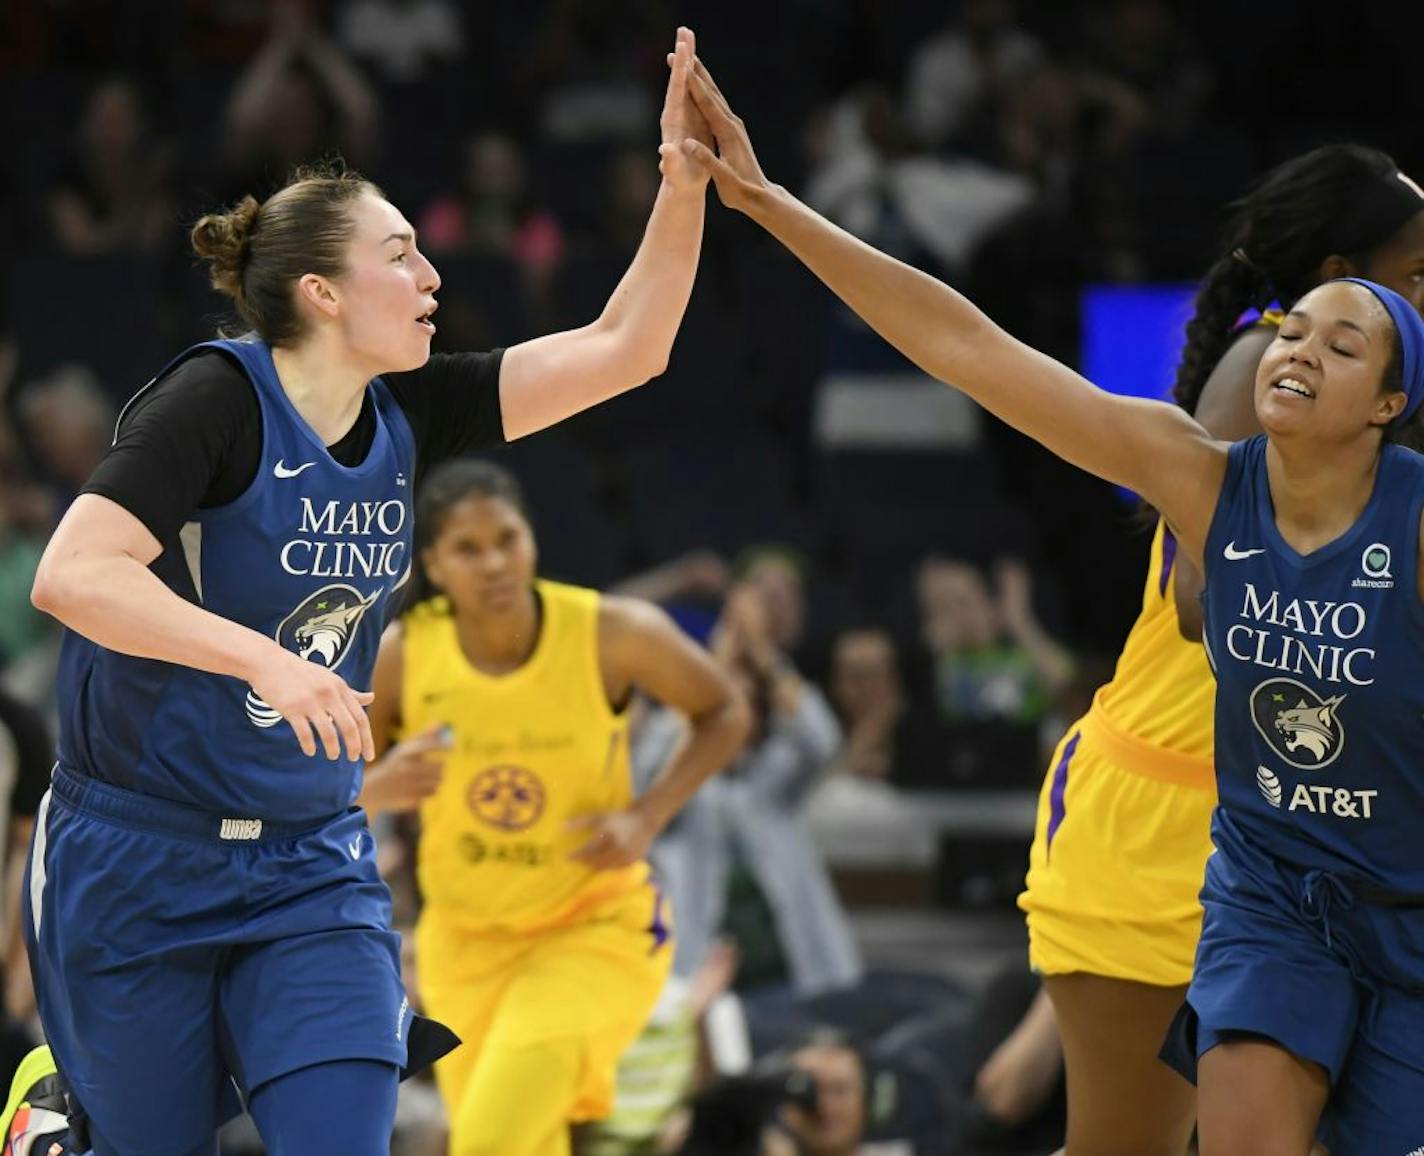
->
<box><xmin>24</xmin><ymin>766</ymin><xmax>415</xmax><ymax>1156</ymax></box>
<box><xmin>1161</xmin><ymin>822</ymin><xmax>1424</xmax><ymax>1155</ymax></box>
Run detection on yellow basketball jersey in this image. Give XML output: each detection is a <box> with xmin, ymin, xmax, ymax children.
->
<box><xmin>400</xmin><ymin>580</ymin><xmax>646</xmax><ymax>934</ymax></box>
<box><xmin>1085</xmin><ymin>520</ymin><xmax>1215</xmax><ymax>783</ymax></box>
<box><xmin>1081</xmin><ymin>312</ymin><xmax>1282</xmax><ymax>784</ymax></box>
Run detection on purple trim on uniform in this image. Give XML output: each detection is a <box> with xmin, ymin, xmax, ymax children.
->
<box><xmin>1045</xmin><ymin>731</ymin><xmax>1081</xmax><ymax>859</ymax></box>
<box><xmin>1158</xmin><ymin>526</ymin><xmax>1179</xmax><ymax>597</ymax></box>
<box><xmin>647</xmin><ymin>885</ymin><xmax>670</xmax><ymax>955</ymax></box>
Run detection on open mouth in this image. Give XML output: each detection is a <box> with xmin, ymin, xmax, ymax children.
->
<box><xmin>1271</xmin><ymin>376</ymin><xmax>1314</xmax><ymax>400</ymax></box>
<box><xmin>416</xmin><ymin>302</ymin><xmax>439</xmax><ymax>335</ymax></box>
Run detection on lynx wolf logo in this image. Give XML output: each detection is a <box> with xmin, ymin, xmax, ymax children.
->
<box><xmin>245</xmin><ymin>584</ymin><xmax>381</xmax><ymax>729</ymax></box>
<box><xmin>1250</xmin><ymin>677</ymin><xmax>1346</xmax><ymax>770</ymax></box>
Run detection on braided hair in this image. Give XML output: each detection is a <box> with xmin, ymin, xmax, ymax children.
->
<box><xmin>1173</xmin><ymin>145</ymin><xmax>1414</xmax><ymax>416</ymax></box>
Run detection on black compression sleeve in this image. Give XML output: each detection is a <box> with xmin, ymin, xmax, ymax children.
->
<box><xmin>81</xmin><ymin>348</ymin><xmax>506</xmax><ymax>545</ymax></box>
<box><xmin>80</xmin><ymin>351</ymin><xmax>261</xmax><ymax>544</ymax></box>
<box><xmin>385</xmin><ymin>349</ymin><xmax>506</xmax><ymax>472</ymax></box>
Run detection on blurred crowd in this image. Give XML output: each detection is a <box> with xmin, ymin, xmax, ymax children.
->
<box><xmin>2</xmin><ymin>1</ymin><xmax>1421</xmax><ymax>1153</ymax></box>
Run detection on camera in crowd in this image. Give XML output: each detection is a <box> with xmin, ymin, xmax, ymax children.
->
<box><xmin>675</xmin><ymin>1063</ymin><xmax>820</xmax><ymax>1156</ymax></box>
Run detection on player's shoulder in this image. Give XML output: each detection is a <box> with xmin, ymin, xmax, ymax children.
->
<box><xmin>153</xmin><ymin>346</ymin><xmax>250</xmax><ymax>396</ymax></box>
<box><xmin>597</xmin><ymin>593</ymin><xmax>670</xmax><ymax>638</ymax></box>
<box><xmin>119</xmin><ymin>347</ymin><xmax>255</xmax><ymax>430</ymax></box>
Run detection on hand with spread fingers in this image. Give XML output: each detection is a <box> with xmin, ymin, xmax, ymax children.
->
<box><xmin>672</xmin><ymin>48</ymin><xmax>774</xmax><ymax>213</ymax></box>
<box><xmin>657</xmin><ymin>27</ymin><xmax>714</xmax><ymax>194</ymax></box>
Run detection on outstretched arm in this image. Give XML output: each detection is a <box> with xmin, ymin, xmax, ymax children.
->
<box><xmin>497</xmin><ymin>28</ymin><xmax>712</xmax><ymax>440</ymax></box>
<box><xmin>679</xmin><ymin>52</ymin><xmax>1228</xmax><ymax>560</ymax></box>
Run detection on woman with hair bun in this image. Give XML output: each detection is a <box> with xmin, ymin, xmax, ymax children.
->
<box><xmin>9</xmin><ymin>28</ymin><xmax>711</xmax><ymax>1156</ymax></box>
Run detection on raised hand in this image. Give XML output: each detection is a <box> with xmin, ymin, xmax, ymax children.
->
<box><xmin>678</xmin><ymin>52</ymin><xmax>773</xmax><ymax>213</ymax></box>
<box><xmin>657</xmin><ymin>27</ymin><xmax>713</xmax><ymax>194</ymax></box>
<box><xmin>249</xmin><ymin>645</ymin><xmax>376</xmax><ymax>761</ymax></box>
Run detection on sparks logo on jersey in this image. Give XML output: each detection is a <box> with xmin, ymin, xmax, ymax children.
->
<box><xmin>466</xmin><ymin>765</ymin><xmax>546</xmax><ymax>831</ymax></box>
<box><xmin>1250</xmin><ymin>677</ymin><xmax>1346</xmax><ymax>769</ymax></box>
<box><xmin>245</xmin><ymin>584</ymin><xmax>381</xmax><ymax>729</ymax></box>
<box><xmin>1352</xmin><ymin>541</ymin><xmax>1394</xmax><ymax>589</ymax></box>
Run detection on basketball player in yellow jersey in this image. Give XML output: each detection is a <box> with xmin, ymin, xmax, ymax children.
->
<box><xmin>998</xmin><ymin>149</ymin><xmax>1424</xmax><ymax>1153</ymax></box>
<box><xmin>357</xmin><ymin>459</ymin><xmax>750</xmax><ymax>1156</ymax></box>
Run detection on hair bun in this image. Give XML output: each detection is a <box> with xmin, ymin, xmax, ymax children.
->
<box><xmin>190</xmin><ymin>195</ymin><xmax>262</xmax><ymax>304</ymax></box>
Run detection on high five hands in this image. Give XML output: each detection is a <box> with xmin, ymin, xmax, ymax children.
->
<box><xmin>658</xmin><ymin>27</ymin><xmax>715</xmax><ymax>193</ymax></box>
<box><xmin>664</xmin><ymin>34</ymin><xmax>772</xmax><ymax>212</ymax></box>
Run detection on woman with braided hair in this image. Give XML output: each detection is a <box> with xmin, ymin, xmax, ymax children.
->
<box><xmin>1005</xmin><ymin>144</ymin><xmax>1424</xmax><ymax>1154</ymax></box>
<box><xmin>681</xmin><ymin>63</ymin><xmax>1424</xmax><ymax>1148</ymax></box>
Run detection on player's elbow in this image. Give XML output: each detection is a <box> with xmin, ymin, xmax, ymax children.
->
<box><xmin>617</xmin><ymin>347</ymin><xmax>669</xmax><ymax>389</ymax></box>
<box><xmin>30</xmin><ymin>550</ymin><xmax>87</xmax><ymax>621</ymax></box>
<box><xmin>30</xmin><ymin>557</ymin><xmax>68</xmax><ymax>617</ymax></box>
<box><xmin>718</xmin><ymin>684</ymin><xmax>754</xmax><ymax>756</ymax></box>
<box><xmin>597</xmin><ymin>318</ymin><xmax>671</xmax><ymax>385</ymax></box>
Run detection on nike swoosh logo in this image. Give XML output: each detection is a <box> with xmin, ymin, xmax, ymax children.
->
<box><xmin>274</xmin><ymin>460</ymin><xmax>316</xmax><ymax>478</ymax></box>
<box><xmin>348</xmin><ymin>835</ymin><xmax>363</xmax><ymax>860</ymax></box>
<box><xmin>1224</xmin><ymin>541</ymin><xmax>1265</xmax><ymax>560</ymax></box>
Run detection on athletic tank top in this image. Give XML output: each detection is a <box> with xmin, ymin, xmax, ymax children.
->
<box><xmin>1202</xmin><ymin>435</ymin><xmax>1424</xmax><ymax>893</ymax></box>
<box><xmin>55</xmin><ymin>337</ymin><xmax>416</xmax><ymax>822</ymax></box>
<box><xmin>1079</xmin><ymin>312</ymin><xmax>1287</xmax><ymax>783</ymax></box>
<box><xmin>401</xmin><ymin>581</ymin><xmax>646</xmax><ymax>934</ymax></box>
<box><xmin>1087</xmin><ymin>520</ymin><xmax>1216</xmax><ymax>779</ymax></box>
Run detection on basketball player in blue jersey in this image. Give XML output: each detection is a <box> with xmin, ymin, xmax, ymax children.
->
<box><xmin>677</xmin><ymin>49</ymin><xmax>1424</xmax><ymax>1156</ymax></box>
<box><xmin>3</xmin><ymin>28</ymin><xmax>713</xmax><ymax>1156</ymax></box>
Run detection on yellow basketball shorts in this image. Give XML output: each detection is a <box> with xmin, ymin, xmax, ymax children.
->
<box><xmin>1018</xmin><ymin>713</ymin><xmax>1217</xmax><ymax>987</ymax></box>
<box><xmin>416</xmin><ymin>882</ymin><xmax>673</xmax><ymax>1131</ymax></box>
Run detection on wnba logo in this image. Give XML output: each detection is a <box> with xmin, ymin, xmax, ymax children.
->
<box><xmin>467</xmin><ymin>766</ymin><xmax>546</xmax><ymax>831</ymax></box>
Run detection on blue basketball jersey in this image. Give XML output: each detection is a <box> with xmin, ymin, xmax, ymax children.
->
<box><xmin>1202</xmin><ymin>435</ymin><xmax>1424</xmax><ymax>894</ymax></box>
<box><xmin>55</xmin><ymin>337</ymin><xmax>416</xmax><ymax>821</ymax></box>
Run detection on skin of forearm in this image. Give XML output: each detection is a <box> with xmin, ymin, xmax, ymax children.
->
<box><xmin>596</xmin><ymin>180</ymin><xmax>706</xmax><ymax>377</ymax></box>
<box><xmin>743</xmin><ymin>184</ymin><xmax>987</xmax><ymax>379</ymax></box>
<box><xmin>740</xmin><ymin>184</ymin><xmax>1141</xmax><ymax>487</ymax></box>
<box><xmin>634</xmin><ymin>698</ymin><xmax>747</xmax><ymax>832</ymax></box>
<box><xmin>34</xmin><ymin>552</ymin><xmax>277</xmax><ymax>683</ymax></box>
